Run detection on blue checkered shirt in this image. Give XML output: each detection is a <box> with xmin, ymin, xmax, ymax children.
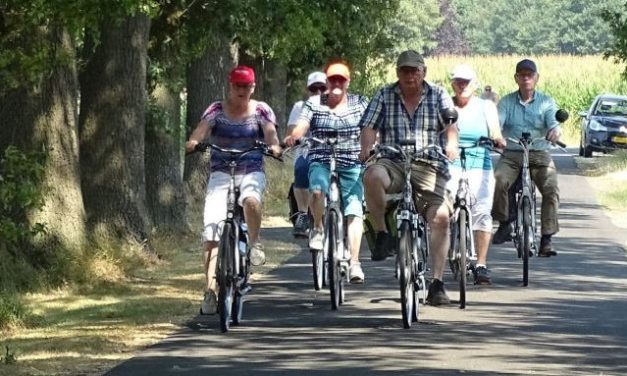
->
<box><xmin>358</xmin><ymin>81</ymin><xmax>454</xmax><ymax>173</ymax></box>
<box><xmin>299</xmin><ymin>93</ymin><xmax>369</xmax><ymax>168</ymax></box>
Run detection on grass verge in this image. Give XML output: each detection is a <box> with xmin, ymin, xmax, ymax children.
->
<box><xmin>0</xmin><ymin>212</ymin><xmax>298</xmax><ymax>376</ymax></box>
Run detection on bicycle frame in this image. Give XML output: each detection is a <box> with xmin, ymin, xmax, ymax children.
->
<box><xmin>450</xmin><ymin>145</ymin><xmax>477</xmax><ymax>267</ymax></box>
<box><xmin>510</xmin><ymin>133</ymin><xmax>539</xmax><ymax>257</ymax></box>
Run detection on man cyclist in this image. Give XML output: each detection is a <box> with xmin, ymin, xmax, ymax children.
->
<box><xmin>284</xmin><ymin>61</ymin><xmax>369</xmax><ymax>284</ymax></box>
<box><xmin>491</xmin><ymin>59</ymin><xmax>561</xmax><ymax>257</ymax></box>
<box><xmin>359</xmin><ymin>50</ymin><xmax>458</xmax><ymax>305</ymax></box>
<box><xmin>185</xmin><ymin>65</ymin><xmax>282</xmax><ymax>314</ymax></box>
<box><xmin>287</xmin><ymin>71</ymin><xmax>327</xmax><ymax>237</ymax></box>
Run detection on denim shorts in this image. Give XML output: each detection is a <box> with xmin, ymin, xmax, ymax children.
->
<box><xmin>308</xmin><ymin>162</ymin><xmax>364</xmax><ymax>218</ymax></box>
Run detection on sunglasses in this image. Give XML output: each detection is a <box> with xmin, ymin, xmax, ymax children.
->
<box><xmin>308</xmin><ymin>84</ymin><xmax>327</xmax><ymax>93</ymax></box>
<box><xmin>233</xmin><ymin>83</ymin><xmax>254</xmax><ymax>89</ymax></box>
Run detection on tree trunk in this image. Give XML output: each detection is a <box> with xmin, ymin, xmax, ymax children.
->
<box><xmin>0</xmin><ymin>26</ymin><xmax>86</xmax><ymax>252</ymax></box>
<box><xmin>78</xmin><ymin>14</ymin><xmax>152</xmax><ymax>247</ymax></box>
<box><xmin>145</xmin><ymin>84</ymin><xmax>187</xmax><ymax>233</ymax></box>
<box><xmin>183</xmin><ymin>35</ymin><xmax>238</xmax><ymax>215</ymax></box>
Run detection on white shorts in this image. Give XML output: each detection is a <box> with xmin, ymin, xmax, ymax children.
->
<box><xmin>447</xmin><ymin>167</ymin><xmax>495</xmax><ymax>232</ymax></box>
<box><xmin>202</xmin><ymin>171</ymin><xmax>266</xmax><ymax>242</ymax></box>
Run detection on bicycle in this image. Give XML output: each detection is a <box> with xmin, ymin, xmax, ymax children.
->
<box><xmin>369</xmin><ymin>142</ymin><xmax>447</xmax><ymax>328</ymax></box>
<box><xmin>505</xmin><ymin>110</ymin><xmax>567</xmax><ymax>286</ymax></box>
<box><xmin>448</xmin><ymin>137</ymin><xmax>496</xmax><ymax>309</ymax></box>
<box><xmin>298</xmin><ymin>133</ymin><xmax>356</xmax><ymax>308</ymax></box>
<box><xmin>193</xmin><ymin>140</ymin><xmax>281</xmax><ymax>332</ymax></box>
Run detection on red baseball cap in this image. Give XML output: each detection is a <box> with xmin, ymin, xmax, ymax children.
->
<box><xmin>229</xmin><ymin>65</ymin><xmax>256</xmax><ymax>84</ymax></box>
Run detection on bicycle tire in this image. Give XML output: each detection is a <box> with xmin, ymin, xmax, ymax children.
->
<box><xmin>398</xmin><ymin>220</ymin><xmax>414</xmax><ymax>329</ymax></box>
<box><xmin>448</xmin><ymin>218</ymin><xmax>459</xmax><ymax>279</ymax></box>
<box><xmin>326</xmin><ymin>210</ymin><xmax>341</xmax><ymax>310</ymax></box>
<box><xmin>312</xmin><ymin>249</ymin><xmax>324</xmax><ymax>291</ymax></box>
<box><xmin>232</xmin><ymin>252</ymin><xmax>247</xmax><ymax>326</ymax></box>
<box><xmin>218</xmin><ymin>222</ymin><xmax>235</xmax><ymax>333</ymax></box>
<box><xmin>458</xmin><ymin>210</ymin><xmax>468</xmax><ymax>309</ymax></box>
<box><xmin>522</xmin><ymin>197</ymin><xmax>531</xmax><ymax>287</ymax></box>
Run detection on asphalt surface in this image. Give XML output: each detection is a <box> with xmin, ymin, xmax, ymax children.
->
<box><xmin>107</xmin><ymin>149</ymin><xmax>627</xmax><ymax>376</ymax></box>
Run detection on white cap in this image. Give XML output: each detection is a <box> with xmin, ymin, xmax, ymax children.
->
<box><xmin>451</xmin><ymin>64</ymin><xmax>476</xmax><ymax>81</ymax></box>
<box><xmin>307</xmin><ymin>71</ymin><xmax>327</xmax><ymax>87</ymax></box>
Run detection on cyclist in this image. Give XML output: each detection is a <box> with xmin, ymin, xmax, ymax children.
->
<box><xmin>185</xmin><ymin>65</ymin><xmax>282</xmax><ymax>314</ymax></box>
<box><xmin>284</xmin><ymin>61</ymin><xmax>369</xmax><ymax>284</ymax></box>
<box><xmin>359</xmin><ymin>50</ymin><xmax>458</xmax><ymax>306</ymax></box>
<box><xmin>491</xmin><ymin>59</ymin><xmax>561</xmax><ymax>257</ymax></box>
<box><xmin>287</xmin><ymin>71</ymin><xmax>327</xmax><ymax>237</ymax></box>
<box><xmin>447</xmin><ymin>64</ymin><xmax>506</xmax><ymax>285</ymax></box>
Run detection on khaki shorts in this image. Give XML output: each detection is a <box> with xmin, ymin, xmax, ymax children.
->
<box><xmin>368</xmin><ymin>158</ymin><xmax>453</xmax><ymax>216</ymax></box>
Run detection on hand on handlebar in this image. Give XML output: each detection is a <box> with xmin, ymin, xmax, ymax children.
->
<box><xmin>445</xmin><ymin>140</ymin><xmax>460</xmax><ymax>161</ymax></box>
<box><xmin>269</xmin><ymin>143</ymin><xmax>283</xmax><ymax>158</ymax></box>
<box><xmin>493</xmin><ymin>137</ymin><xmax>507</xmax><ymax>150</ymax></box>
<box><xmin>545</xmin><ymin>127</ymin><xmax>562</xmax><ymax>144</ymax></box>
<box><xmin>359</xmin><ymin>147</ymin><xmax>373</xmax><ymax>163</ymax></box>
<box><xmin>282</xmin><ymin>135</ymin><xmax>298</xmax><ymax>148</ymax></box>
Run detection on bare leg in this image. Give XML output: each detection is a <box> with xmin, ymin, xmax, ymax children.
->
<box><xmin>203</xmin><ymin>241</ymin><xmax>219</xmax><ymax>293</ymax></box>
<box><xmin>426</xmin><ymin>203</ymin><xmax>451</xmax><ymax>281</ymax></box>
<box><xmin>243</xmin><ymin>197</ymin><xmax>262</xmax><ymax>244</ymax></box>
<box><xmin>363</xmin><ymin>166</ymin><xmax>391</xmax><ymax>232</ymax></box>
<box><xmin>474</xmin><ymin>230</ymin><xmax>491</xmax><ymax>265</ymax></box>
<box><xmin>294</xmin><ymin>188</ymin><xmax>310</xmax><ymax>213</ymax></box>
<box><xmin>346</xmin><ymin>216</ymin><xmax>363</xmax><ymax>262</ymax></box>
<box><xmin>310</xmin><ymin>190</ymin><xmax>325</xmax><ymax>230</ymax></box>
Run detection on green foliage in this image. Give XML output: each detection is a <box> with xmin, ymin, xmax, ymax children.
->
<box><xmin>603</xmin><ymin>1</ymin><xmax>627</xmax><ymax>78</ymax></box>
<box><xmin>452</xmin><ymin>0</ymin><xmax>625</xmax><ymax>55</ymax></box>
<box><xmin>0</xmin><ymin>146</ymin><xmax>48</xmax><ymax>291</ymax></box>
<box><xmin>0</xmin><ymin>294</ymin><xmax>28</xmax><ymax>332</ymax></box>
<box><xmin>386</xmin><ymin>0</ymin><xmax>442</xmax><ymax>55</ymax></box>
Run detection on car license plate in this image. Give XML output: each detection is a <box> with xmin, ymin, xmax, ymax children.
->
<box><xmin>612</xmin><ymin>136</ymin><xmax>627</xmax><ymax>144</ymax></box>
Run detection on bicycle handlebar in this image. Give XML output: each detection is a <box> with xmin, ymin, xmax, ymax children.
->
<box><xmin>191</xmin><ymin>140</ymin><xmax>283</xmax><ymax>161</ymax></box>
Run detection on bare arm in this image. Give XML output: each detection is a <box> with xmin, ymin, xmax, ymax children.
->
<box><xmin>262</xmin><ymin>121</ymin><xmax>282</xmax><ymax>156</ymax></box>
<box><xmin>359</xmin><ymin>127</ymin><xmax>378</xmax><ymax>162</ymax></box>
<box><xmin>444</xmin><ymin>122</ymin><xmax>459</xmax><ymax>161</ymax></box>
<box><xmin>185</xmin><ymin>119</ymin><xmax>211</xmax><ymax>153</ymax></box>
<box><xmin>283</xmin><ymin>119</ymin><xmax>310</xmax><ymax>147</ymax></box>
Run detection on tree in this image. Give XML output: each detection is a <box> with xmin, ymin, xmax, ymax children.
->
<box><xmin>386</xmin><ymin>0</ymin><xmax>442</xmax><ymax>56</ymax></box>
<box><xmin>432</xmin><ymin>0</ymin><xmax>469</xmax><ymax>55</ymax></box>
<box><xmin>603</xmin><ymin>1</ymin><xmax>627</xmax><ymax>78</ymax></box>
<box><xmin>79</xmin><ymin>12</ymin><xmax>153</xmax><ymax>247</ymax></box>
<box><xmin>0</xmin><ymin>3</ymin><xmax>86</xmax><ymax>257</ymax></box>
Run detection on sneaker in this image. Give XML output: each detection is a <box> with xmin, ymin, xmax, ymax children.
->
<box><xmin>200</xmin><ymin>290</ymin><xmax>217</xmax><ymax>315</ymax></box>
<box><xmin>371</xmin><ymin>231</ymin><xmax>392</xmax><ymax>261</ymax></box>
<box><xmin>309</xmin><ymin>228</ymin><xmax>324</xmax><ymax>251</ymax></box>
<box><xmin>349</xmin><ymin>261</ymin><xmax>365</xmax><ymax>284</ymax></box>
<box><xmin>426</xmin><ymin>279</ymin><xmax>450</xmax><ymax>306</ymax></box>
<box><xmin>538</xmin><ymin>235</ymin><xmax>557</xmax><ymax>257</ymax></box>
<box><xmin>473</xmin><ymin>265</ymin><xmax>492</xmax><ymax>285</ymax></box>
<box><xmin>293</xmin><ymin>212</ymin><xmax>310</xmax><ymax>238</ymax></box>
<box><xmin>249</xmin><ymin>242</ymin><xmax>266</xmax><ymax>266</ymax></box>
<box><xmin>492</xmin><ymin>221</ymin><xmax>514</xmax><ymax>244</ymax></box>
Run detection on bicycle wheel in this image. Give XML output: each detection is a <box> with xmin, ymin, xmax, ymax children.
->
<box><xmin>448</xmin><ymin>218</ymin><xmax>459</xmax><ymax>278</ymax></box>
<box><xmin>522</xmin><ymin>196</ymin><xmax>531</xmax><ymax>287</ymax></box>
<box><xmin>218</xmin><ymin>222</ymin><xmax>235</xmax><ymax>333</ymax></box>
<box><xmin>312</xmin><ymin>249</ymin><xmax>324</xmax><ymax>291</ymax></box>
<box><xmin>397</xmin><ymin>220</ymin><xmax>414</xmax><ymax>329</ymax></box>
<box><xmin>232</xmin><ymin>253</ymin><xmax>247</xmax><ymax>326</ymax></box>
<box><xmin>458</xmin><ymin>210</ymin><xmax>468</xmax><ymax>309</ymax></box>
<box><xmin>326</xmin><ymin>210</ymin><xmax>342</xmax><ymax>310</ymax></box>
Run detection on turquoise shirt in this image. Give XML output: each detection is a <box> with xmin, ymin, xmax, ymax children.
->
<box><xmin>451</xmin><ymin>97</ymin><xmax>492</xmax><ymax>171</ymax></box>
<box><xmin>498</xmin><ymin>90</ymin><xmax>559</xmax><ymax>151</ymax></box>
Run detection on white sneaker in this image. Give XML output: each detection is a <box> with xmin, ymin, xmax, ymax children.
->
<box><xmin>309</xmin><ymin>228</ymin><xmax>324</xmax><ymax>250</ymax></box>
<box><xmin>249</xmin><ymin>242</ymin><xmax>266</xmax><ymax>266</ymax></box>
<box><xmin>200</xmin><ymin>290</ymin><xmax>217</xmax><ymax>315</ymax></box>
<box><xmin>349</xmin><ymin>261</ymin><xmax>365</xmax><ymax>284</ymax></box>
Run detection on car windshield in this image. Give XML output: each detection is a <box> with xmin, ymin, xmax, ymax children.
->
<box><xmin>594</xmin><ymin>99</ymin><xmax>627</xmax><ymax>117</ymax></box>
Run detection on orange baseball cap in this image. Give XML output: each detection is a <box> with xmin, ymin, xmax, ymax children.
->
<box><xmin>325</xmin><ymin>63</ymin><xmax>350</xmax><ymax>80</ymax></box>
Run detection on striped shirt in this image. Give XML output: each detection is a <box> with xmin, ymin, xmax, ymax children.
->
<box><xmin>202</xmin><ymin>101</ymin><xmax>276</xmax><ymax>174</ymax></box>
<box><xmin>299</xmin><ymin>93</ymin><xmax>368</xmax><ymax>168</ymax></box>
<box><xmin>358</xmin><ymin>81</ymin><xmax>454</xmax><ymax>173</ymax></box>
<box><xmin>498</xmin><ymin>90</ymin><xmax>559</xmax><ymax>151</ymax></box>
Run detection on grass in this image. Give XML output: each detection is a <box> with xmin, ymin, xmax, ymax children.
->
<box><xmin>0</xmin><ymin>215</ymin><xmax>299</xmax><ymax>376</ymax></box>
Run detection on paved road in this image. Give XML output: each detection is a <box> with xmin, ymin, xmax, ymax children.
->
<box><xmin>107</xmin><ymin>149</ymin><xmax>627</xmax><ymax>376</ymax></box>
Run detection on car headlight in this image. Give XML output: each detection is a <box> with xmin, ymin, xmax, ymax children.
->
<box><xmin>589</xmin><ymin>120</ymin><xmax>608</xmax><ymax>132</ymax></box>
